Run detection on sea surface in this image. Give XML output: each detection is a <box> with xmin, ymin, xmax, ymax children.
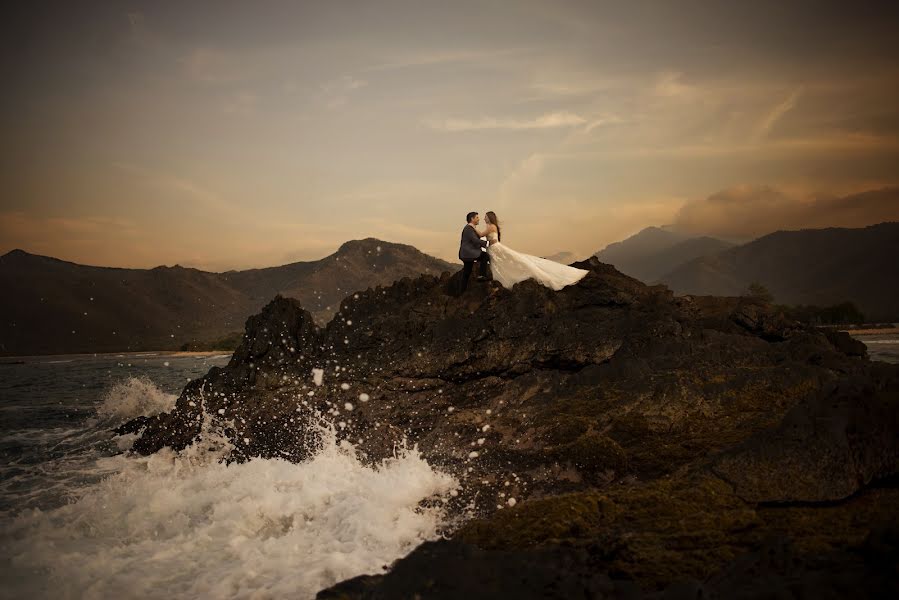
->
<box><xmin>852</xmin><ymin>331</ymin><xmax>899</xmax><ymax>364</ymax></box>
<box><xmin>0</xmin><ymin>352</ymin><xmax>455</xmax><ymax>600</ymax></box>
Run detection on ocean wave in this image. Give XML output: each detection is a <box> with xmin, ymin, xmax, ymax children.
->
<box><xmin>96</xmin><ymin>376</ymin><xmax>178</xmax><ymax>422</ymax></box>
<box><xmin>0</xmin><ymin>423</ymin><xmax>456</xmax><ymax>600</ymax></box>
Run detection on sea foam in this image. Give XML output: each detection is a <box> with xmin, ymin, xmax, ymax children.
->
<box><xmin>96</xmin><ymin>375</ymin><xmax>178</xmax><ymax>421</ymax></box>
<box><xmin>1</xmin><ymin>380</ymin><xmax>457</xmax><ymax>600</ymax></box>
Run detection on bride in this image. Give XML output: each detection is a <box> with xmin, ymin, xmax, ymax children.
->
<box><xmin>476</xmin><ymin>211</ymin><xmax>589</xmax><ymax>291</ymax></box>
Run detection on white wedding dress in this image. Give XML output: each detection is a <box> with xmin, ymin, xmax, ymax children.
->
<box><xmin>486</xmin><ymin>231</ymin><xmax>589</xmax><ymax>290</ymax></box>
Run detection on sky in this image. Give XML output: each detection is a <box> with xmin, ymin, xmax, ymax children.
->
<box><xmin>1</xmin><ymin>0</ymin><xmax>898</xmax><ymax>270</ymax></box>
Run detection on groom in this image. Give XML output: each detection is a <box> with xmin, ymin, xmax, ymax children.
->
<box><xmin>459</xmin><ymin>211</ymin><xmax>489</xmax><ymax>292</ymax></box>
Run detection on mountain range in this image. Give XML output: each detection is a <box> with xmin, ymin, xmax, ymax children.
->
<box><xmin>658</xmin><ymin>222</ymin><xmax>899</xmax><ymax>321</ymax></box>
<box><xmin>595</xmin><ymin>222</ymin><xmax>899</xmax><ymax>321</ymax></box>
<box><xmin>594</xmin><ymin>226</ymin><xmax>735</xmax><ymax>283</ymax></box>
<box><xmin>0</xmin><ymin>239</ymin><xmax>453</xmax><ymax>356</ymax></box>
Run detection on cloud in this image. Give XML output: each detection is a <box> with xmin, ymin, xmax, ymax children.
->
<box><xmin>424</xmin><ymin>111</ymin><xmax>587</xmax><ymax>132</ymax></box>
<box><xmin>499</xmin><ymin>153</ymin><xmax>546</xmax><ymax>202</ymax></box>
<box><xmin>654</xmin><ymin>71</ymin><xmax>694</xmax><ymax>98</ymax></box>
<box><xmin>754</xmin><ymin>87</ymin><xmax>802</xmax><ymax>140</ymax></box>
<box><xmin>221</xmin><ymin>91</ymin><xmax>258</xmax><ymax>115</ymax></box>
<box><xmin>672</xmin><ymin>185</ymin><xmax>899</xmax><ymax>239</ymax></box>
<box><xmin>319</xmin><ymin>75</ymin><xmax>368</xmax><ymax>109</ymax></box>
<box><xmin>362</xmin><ymin>48</ymin><xmax>527</xmax><ymax>73</ymax></box>
<box><xmin>582</xmin><ymin>116</ymin><xmax>622</xmax><ymax>134</ymax></box>
<box><xmin>111</xmin><ymin>163</ymin><xmax>245</xmax><ymax>219</ymax></box>
<box><xmin>178</xmin><ymin>47</ymin><xmax>238</xmax><ymax>83</ymax></box>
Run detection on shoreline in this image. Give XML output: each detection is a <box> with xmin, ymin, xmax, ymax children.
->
<box><xmin>842</xmin><ymin>328</ymin><xmax>898</xmax><ymax>335</ymax></box>
<box><xmin>4</xmin><ymin>324</ymin><xmax>896</xmax><ymax>361</ymax></box>
<box><xmin>0</xmin><ymin>349</ymin><xmax>234</xmax><ymax>361</ymax></box>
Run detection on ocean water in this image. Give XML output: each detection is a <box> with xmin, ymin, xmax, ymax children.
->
<box><xmin>852</xmin><ymin>332</ymin><xmax>899</xmax><ymax>364</ymax></box>
<box><xmin>0</xmin><ymin>352</ymin><xmax>457</xmax><ymax>600</ymax></box>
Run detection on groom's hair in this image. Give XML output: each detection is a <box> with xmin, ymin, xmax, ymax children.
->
<box><xmin>466</xmin><ymin>211</ymin><xmax>478</xmax><ymax>223</ymax></box>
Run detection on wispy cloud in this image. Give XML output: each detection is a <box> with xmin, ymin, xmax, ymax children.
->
<box><xmin>424</xmin><ymin>111</ymin><xmax>586</xmax><ymax>132</ymax></box>
<box><xmin>178</xmin><ymin>47</ymin><xmax>243</xmax><ymax>84</ymax></box>
<box><xmin>754</xmin><ymin>87</ymin><xmax>803</xmax><ymax>140</ymax></box>
<box><xmin>362</xmin><ymin>48</ymin><xmax>527</xmax><ymax>72</ymax></box>
<box><xmin>319</xmin><ymin>75</ymin><xmax>368</xmax><ymax>109</ymax></box>
<box><xmin>582</xmin><ymin>115</ymin><xmax>624</xmax><ymax>134</ymax></box>
<box><xmin>499</xmin><ymin>153</ymin><xmax>546</xmax><ymax>202</ymax></box>
<box><xmin>654</xmin><ymin>71</ymin><xmax>694</xmax><ymax>98</ymax></box>
<box><xmin>222</xmin><ymin>91</ymin><xmax>259</xmax><ymax>115</ymax></box>
<box><xmin>112</xmin><ymin>163</ymin><xmax>245</xmax><ymax>219</ymax></box>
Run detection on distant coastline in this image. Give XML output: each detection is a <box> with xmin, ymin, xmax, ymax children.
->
<box><xmin>838</xmin><ymin>323</ymin><xmax>897</xmax><ymax>335</ymax></box>
<box><xmin>844</xmin><ymin>327</ymin><xmax>898</xmax><ymax>335</ymax></box>
<box><xmin>0</xmin><ymin>349</ymin><xmax>233</xmax><ymax>363</ymax></box>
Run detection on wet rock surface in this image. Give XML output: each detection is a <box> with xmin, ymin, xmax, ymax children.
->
<box><xmin>120</xmin><ymin>258</ymin><xmax>899</xmax><ymax>597</ymax></box>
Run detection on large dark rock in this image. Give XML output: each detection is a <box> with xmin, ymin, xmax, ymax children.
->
<box><xmin>710</xmin><ymin>364</ymin><xmax>899</xmax><ymax>503</ymax></box>
<box><xmin>121</xmin><ymin>258</ymin><xmax>899</xmax><ymax>596</ymax></box>
<box><xmin>318</xmin><ymin>540</ymin><xmax>643</xmax><ymax>600</ymax></box>
<box><xmin>316</xmin><ymin>525</ymin><xmax>899</xmax><ymax>599</ymax></box>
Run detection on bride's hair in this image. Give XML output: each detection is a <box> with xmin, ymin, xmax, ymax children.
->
<box><xmin>485</xmin><ymin>211</ymin><xmax>501</xmax><ymax>241</ymax></box>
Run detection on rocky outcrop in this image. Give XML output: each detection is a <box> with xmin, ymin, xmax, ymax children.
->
<box><xmin>120</xmin><ymin>257</ymin><xmax>899</xmax><ymax>596</ymax></box>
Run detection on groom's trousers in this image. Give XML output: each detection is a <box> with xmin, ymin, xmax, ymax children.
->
<box><xmin>460</xmin><ymin>251</ymin><xmax>490</xmax><ymax>291</ymax></box>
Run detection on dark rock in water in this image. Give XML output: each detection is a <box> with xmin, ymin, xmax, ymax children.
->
<box><xmin>822</xmin><ymin>328</ymin><xmax>869</xmax><ymax>358</ymax></box>
<box><xmin>122</xmin><ymin>257</ymin><xmax>899</xmax><ymax>597</ymax></box>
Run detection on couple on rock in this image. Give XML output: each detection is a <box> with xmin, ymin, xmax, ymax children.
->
<box><xmin>459</xmin><ymin>211</ymin><xmax>588</xmax><ymax>292</ymax></box>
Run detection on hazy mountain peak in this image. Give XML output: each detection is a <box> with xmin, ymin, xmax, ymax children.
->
<box><xmin>336</xmin><ymin>238</ymin><xmax>398</xmax><ymax>254</ymax></box>
<box><xmin>1</xmin><ymin>248</ymin><xmax>41</xmax><ymax>262</ymax></box>
<box><xmin>2</xmin><ymin>248</ymin><xmax>30</xmax><ymax>258</ymax></box>
<box><xmin>597</xmin><ymin>227</ymin><xmax>688</xmax><ymax>257</ymax></box>
<box><xmin>594</xmin><ymin>226</ymin><xmax>730</xmax><ymax>283</ymax></box>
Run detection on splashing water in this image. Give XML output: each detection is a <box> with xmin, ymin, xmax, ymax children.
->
<box><xmin>96</xmin><ymin>375</ymin><xmax>178</xmax><ymax>420</ymax></box>
<box><xmin>1</xmin><ymin>374</ymin><xmax>457</xmax><ymax>600</ymax></box>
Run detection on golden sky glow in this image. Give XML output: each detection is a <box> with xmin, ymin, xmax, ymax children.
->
<box><xmin>2</xmin><ymin>1</ymin><xmax>898</xmax><ymax>269</ymax></box>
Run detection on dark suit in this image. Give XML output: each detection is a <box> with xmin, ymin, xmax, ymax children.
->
<box><xmin>459</xmin><ymin>224</ymin><xmax>489</xmax><ymax>291</ymax></box>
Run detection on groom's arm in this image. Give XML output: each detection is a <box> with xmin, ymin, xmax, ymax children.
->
<box><xmin>464</xmin><ymin>227</ymin><xmax>488</xmax><ymax>248</ymax></box>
